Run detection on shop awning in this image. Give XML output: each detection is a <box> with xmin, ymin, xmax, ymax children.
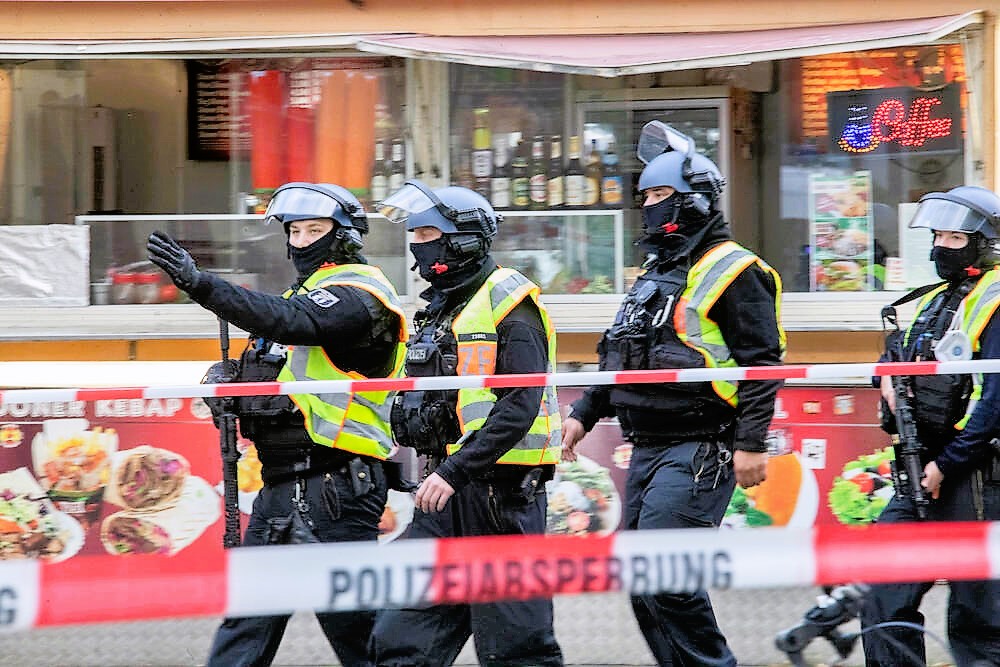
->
<box><xmin>355</xmin><ymin>12</ymin><xmax>983</xmax><ymax>77</ymax></box>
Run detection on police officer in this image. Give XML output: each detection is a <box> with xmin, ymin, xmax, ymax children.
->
<box><xmin>561</xmin><ymin>121</ymin><xmax>785</xmax><ymax>666</ymax></box>
<box><xmin>146</xmin><ymin>182</ymin><xmax>408</xmax><ymax>667</ymax></box>
<box><xmin>371</xmin><ymin>181</ymin><xmax>564</xmax><ymax>667</ymax></box>
<box><xmin>861</xmin><ymin>185</ymin><xmax>1000</xmax><ymax>667</ymax></box>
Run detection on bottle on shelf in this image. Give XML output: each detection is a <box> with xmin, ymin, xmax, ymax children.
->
<box><xmin>529</xmin><ymin>135</ymin><xmax>548</xmax><ymax>211</ymax></box>
<box><xmin>547</xmin><ymin>135</ymin><xmax>564</xmax><ymax>210</ymax></box>
<box><xmin>471</xmin><ymin>108</ymin><xmax>493</xmax><ymax>198</ymax></box>
<box><xmin>456</xmin><ymin>148</ymin><xmax>475</xmax><ymax>190</ymax></box>
<box><xmin>370</xmin><ymin>140</ymin><xmax>388</xmax><ymax>203</ymax></box>
<box><xmin>510</xmin><ymin>139</ymin><xmax>530</xmax><ymax>210</ymax></box>
<box><xmin>388</xmin><ymin>137</ymin><xmax>405</xmax><ymax>193</ymax></box>
<box><xmin>564</xmin><ymin>135</ymin><xmax>586</xmax><ymax>209</ymax></box>
<box><xmin>600</xmin><ymin>137</ymin><xmax>623</xmax><ymax>208</ymax></box>
<box><xmin>583</xmin><ymin>138</ymin><xmax>603</xmax><ymax>208</ymax></box>
<box><xmin>490</xmin><ymin>135</ymin><xmax>511</xmax><ymax>210</ymax></box>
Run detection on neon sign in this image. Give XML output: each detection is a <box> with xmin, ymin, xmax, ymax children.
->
<box><xmin>827</xmin><ymin>83</ymin><xmax>961</xmax><ymax>157</ymax></box>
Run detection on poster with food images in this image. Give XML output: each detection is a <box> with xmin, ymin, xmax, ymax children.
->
<box><xmin>809</xmin><ymin>171</ymin><xmax>875</xmax><ymax>291</ymax></box>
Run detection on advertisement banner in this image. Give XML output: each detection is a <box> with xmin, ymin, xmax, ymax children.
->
<box><xmin>808</xmin><ymin>171</ymin><xmax>875</xmax><ymax>292</ymax></box>
<box><xmin>0</xmin><ymin>386</ymin><xmax>891</xmax><ymax>567</ymax></box>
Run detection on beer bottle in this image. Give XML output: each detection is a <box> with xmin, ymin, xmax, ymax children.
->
<box><xmin>584</xmin><ymin>138</ymin><xmax>602</xmax><ymax>208</ymax></box>
<box><xmin>370</xmin><ymin>140</ymin><xmax>388</xmax><ymax>203</ymax></box>
<box><xmin>529</xmin><ymin>135</ymin><xmax>548</xmax><ymax>210</ymax></box>
<box><xmin>547</xmin><ymin>135</ymin><xmax>564</xmax><ymax>209</ymax></box>
<box><xmin>471</xmin><ymin>108</ymin><xmax>493</xmax><ymax>198</ymax></box>
<box><xmin>490</xmin><ymin>135</ymin><xmax>511</xmax><ymax>210</ymax></box>
<box><xmin>388</xmin><ymin>137</ymin><xmax>405</xmax><ymax>192</ymax></box>
<box><xmin>600</xmin><ymin>138</ymin><xmax>623</xmax><ymax>208</ymax></box>
<box><xmin>564</xmin><ymin>135</ymin><xmax>585</xmax><ymax>209</ymax></box>
<box><xmin>510</xmin><ymin>139</ymin><xmax>530</xmax><ymax>210</ymax></box>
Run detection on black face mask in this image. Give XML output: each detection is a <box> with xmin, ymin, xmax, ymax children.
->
<box><xmin>288</xmin><ymin>228</ymin><xmax>337</xmax><ymax>277</ymax></box>
<box><xmin>639</xmin><ymin>193</ymin><xmax>708</xmax><ymax>254</ymax></box>
<box><xmin>931</xmin><ymin>242</ymin><xmax>979</xmax><ymax>282</ymax></box>
<box><xmin>410</xmin><ymin>237</ymin><xmax>486</xmax><ymax>291</ymax></box>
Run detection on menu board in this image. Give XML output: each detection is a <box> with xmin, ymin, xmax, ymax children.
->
<box><xmin>186</xmin><ymin>62</ymin><xmax>251</xmax><ymax>161</ymax></box>
<box><xmin>808</xmin><ymin>171</ymin><xmax>875</xmax><ymax>291</ymax></box>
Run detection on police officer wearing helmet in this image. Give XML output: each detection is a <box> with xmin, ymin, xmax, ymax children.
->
<box><xmin>147</xmin><ymin>182</ymin><xmax>408</xmax><ymax>667</ymax></box>
<box><xmin>861</xmin><ymin>185</ymin><xmax>1000</xmax><ymax>667</ymax></box>
<box><xmin>371</xmin><ymin>181</ymin><xmax>564</xmax><ymax>666</ymax></box>
<box><xmin>561</xmin><ymin>121</ymin><xmax>785</xmax><ymax>666</ymax></box>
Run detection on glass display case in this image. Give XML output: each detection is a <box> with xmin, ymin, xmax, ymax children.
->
<box><xmin>77</xmin><ymin>213</ymin><xmax>409</xmax><ymax>304</ymax></box>
<box><xmin>490</xmin><ymin>209</ymin><xmax>625</xmax><ymax>295</ymax></box>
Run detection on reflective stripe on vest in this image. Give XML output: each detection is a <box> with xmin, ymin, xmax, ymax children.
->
<box><xmin>446</xmin><ymin>267</ymin><xmax>562</xmax><ymax>465</ymax></box>
<box><xmin>277</xmin><ymin>263</ymin><xmax>408</xmax><ymax>459</ymax></box>
<box><xmin>905</xmin><ymin>270</ymin><xmax>1000</xmax><ymax>430</ymax></box>
<box><xmin>675</xmin><ymin>241</ymin><xmax>786</xmax><ymax>406</ymax></box>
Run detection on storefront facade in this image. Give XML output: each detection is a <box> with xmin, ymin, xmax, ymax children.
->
<box><xmin>0</xmin><ymin>1</ymin><xmax>995</xmax><ymax>366</ymax></box>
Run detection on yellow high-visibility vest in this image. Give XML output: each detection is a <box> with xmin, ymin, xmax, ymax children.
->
<box><xmin>446</xmin><ymin>267</ymin><xmax>562</xmax><ymax>465</ymax></box>
<box><xmin>674</xmin><ymin>241</ymin><xmax>786</xmax><ymax>406</ymax></box>
<box><xmin>277</xmin><ymin>263</ymin><xmax>408</xmax><ymax>459</ymax></box>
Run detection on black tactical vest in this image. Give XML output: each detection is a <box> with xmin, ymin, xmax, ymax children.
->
<box><xmin>390</xmin><ymin>314</ymin><xmax>462</xmax><ymax>456</ymax></box>
<box><xmin>599</xmin><ymin>262</ymin><xmax>735</xmax><ymax>440</ymax></box>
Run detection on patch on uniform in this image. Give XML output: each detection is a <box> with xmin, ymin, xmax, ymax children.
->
<box><xmin>306</xmin><ymin>288</ymin><xmax>340</xmax><ymax>308</ymax></box>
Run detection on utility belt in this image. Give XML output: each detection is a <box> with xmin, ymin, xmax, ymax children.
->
<box><xmin>481</xmin><ymin>464</ymin><xmax>555</xmax><ymax>501</ymax></box>
<box><xmin>263</xmin><ymin>446</ymin><xmax>374</xmax><ymax>485</ymax></box>
<box><xmin>617</xmin><ymin>403</ymin><xmax>736</xmax><ymax>445</ymax></box>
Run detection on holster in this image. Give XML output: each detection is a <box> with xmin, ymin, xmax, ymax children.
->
<box><xmin>266</xmin><ymin>510</ymin><xmax>319</xmax><ymax>545</ymax></box>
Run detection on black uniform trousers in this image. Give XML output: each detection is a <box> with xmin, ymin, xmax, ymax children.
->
<box><xmin>624</xmin><ymin>439</ymin><xmax>738</xmax><ymax>667</ymax></box>
<box><xmin>207</xmin><ymin>459</ymin><xmax>387</xmax><ymax>667</ymax></box>
<box><xmin>372</xmin><ymin>473</ymin><xmax>564</xmax><ymax>667</ymax></box>
<box><xmin>861</xmin><ymin>467</ymin><xmax>1000</xmax><ymax>667</ymax></box>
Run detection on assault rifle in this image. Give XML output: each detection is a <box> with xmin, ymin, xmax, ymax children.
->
<box><xmin>775</xmin><ymin>584</ymin><xmax>868</xmax><ymax>667</ymax></box>
<box><xmin>207</xmin><ymin>318</ymin><xmax>242</xmax><ymax>548</ymax></box>
<box><xmin>881</xmin><ymin>305</ymin><xmax>930</xmax><ymax>520</ymax></box>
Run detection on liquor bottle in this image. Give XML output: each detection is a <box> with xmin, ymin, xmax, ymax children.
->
<box><xmin>370</xmin><ymin>140</ymin><xmax>388</xmax><ymax>203</ymax></box>
<box><xmin>583</xmin><ymin>138</ymin><xmax>603</xmax><ymax>208</ymax></box>
<box><xmin>471</xmin><ymin>108</ymin><xmax>493</xmax><ymax>198</ymax></box>
<box><xmin>510</xmin><ymin>139</ymin><xmax>530</xmax><ymax>210</ymax></box>
<box><xmin>490</xmin><ymin>135</ymin><xmax>511</xmax><ymax>210</ymax></box>
<box><xmin>547</xmin><ymin>135</ymin><xmax>564</xmax><ymax>209</ymax></box>
<box><xmin>564</xmin><ymin>135</ymin><xmax>585</xmax><ymax>209</ymax></box>
<box><xmin>529</xmin><ymin>135</ymin><xmax>548</xmax><ymax>210</ymax></box>
<box><xmin>388</xmin><ymin>137</ymin><xmax>405</xmax><ymax>193</ymax></box>
<box><xmin>456</xmin><ymin>148</ymin><xmax>475</xmax><ymax>190</ymax></box>
<box><xmin>600</xmin><ymin>138</ymin><xmax>623</xmax><ymax>208</ymax></box>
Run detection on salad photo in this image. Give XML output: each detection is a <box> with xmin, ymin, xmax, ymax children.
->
<box><xmin>827</xmin><ymin>446</ymin><xmax>895</xmax><ymax>524</ymax></box>
<box><xmin>546</xmin><ymin>455</ymin><xmax>621</xmax><ymax>536</ymax></box>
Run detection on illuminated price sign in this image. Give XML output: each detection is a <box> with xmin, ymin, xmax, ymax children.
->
<box><xmin>827</xmin><ymin>83</ymin><xmax>961</xmax><ymax>157</ymax></box>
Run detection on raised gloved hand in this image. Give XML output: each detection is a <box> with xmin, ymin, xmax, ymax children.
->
<box><xmin>147</xmin><ymin>230</ymin><xmax>202</xmax><ymax>292</ymax></box>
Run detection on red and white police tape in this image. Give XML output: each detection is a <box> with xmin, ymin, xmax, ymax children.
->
<box><xmin>4</xmin><ymin>358</ymin><xmax>1000</xmax><ymax>404</ymax></box>
<box><xmin>1</xmin><ymin>521</ymin><xmax>999</xmax><ymax>631</ymax></box>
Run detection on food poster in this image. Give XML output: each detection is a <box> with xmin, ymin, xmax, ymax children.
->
<box><xmin>0</xmin><ymin>386</ymin><xmax>898</xmax><ymax>566</ymax></box>
<box><xmin>809</xmin><ymin>171</ymin><xmax>875</xmax><ymax>291</ymax></box>
<box><xmin>0</xmin><ymin>397</ymin><xmax>229</xmax><ymax>564</ymax></box>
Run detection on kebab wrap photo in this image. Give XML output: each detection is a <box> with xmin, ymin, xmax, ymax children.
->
<box><xmin>104</xmin><ymin>445</ymin><xmax>191</xmax><ymax>511</ymax></box>
<box><xmin>100</xmin><ymin>475</ymin><xmax>220</xmax><ymax>556</ymax></box>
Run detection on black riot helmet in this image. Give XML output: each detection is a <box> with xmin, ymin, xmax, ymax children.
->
<box><xmin>264</xmin><ymin>182</ymin><xmax>369</xmax><ymax>260</ymax></box>
<box><xmin>910</xmin><ymin>185</ymin><xmax>1000</xmax><ymax>268</ymax></box>
<box><xmin>636</xmin><ymin>120</ymin><xmax>725</xmax><ymax>217</ymax></box>
<box><xmin>380</xmin><ymin>180</ymin><xmax>500</xmax><ymax>275</ymax></box>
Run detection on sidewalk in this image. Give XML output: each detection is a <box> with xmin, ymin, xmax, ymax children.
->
<box><xmin>0</xmin><ymin>587</ymin><xmax>950</xmax><ymax>666</ymax></box>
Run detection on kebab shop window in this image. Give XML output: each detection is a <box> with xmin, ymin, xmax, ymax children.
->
<box><xmin>765</xmin><ymin>46</ymin><xmax>970</xmax><ymax>293</ymax></box>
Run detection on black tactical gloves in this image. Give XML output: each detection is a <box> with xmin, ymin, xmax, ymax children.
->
<box><xmin>147</xmin><ymin>231</ymin><xmax>202</xmax><ymax>292</ymax></box>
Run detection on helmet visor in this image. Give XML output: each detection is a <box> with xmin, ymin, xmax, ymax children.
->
<box><xmin>637</xmin><ymin>120</ymin><xmax>694</xmax><ymax>165</ymax></box>
<box><xmin>909</xmin><ymin>198</ymin><xmax>998</xmax><ymax>239</ymax></box>
<box><xmin>264</xmin><ymin>185</ymin><xmax>343</xmax><ymax>226</ymax></box>
<box><xmin>378</xmin><ymin>181</ymin><xmax>441</xmax><ymax>224</ymax></box>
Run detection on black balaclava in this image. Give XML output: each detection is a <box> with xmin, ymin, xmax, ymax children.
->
<box><xmin>410</xmin><ymin>235</ymin><xmax>487</xmax><ymax>291</ymax></box>
<box><xmin>287</xmin><ymin>227</ymin><xmax>338</xmax><ymax>277</ymax></box>
<box><xmin>931</xmin><ymin>235</ymin><xmax>981</xmax><ymax>282</ymax></box>
<box><xmin>639</xmin><ymin>192</ymin><xmax>716</xmax><ymax>258</ymax></box>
